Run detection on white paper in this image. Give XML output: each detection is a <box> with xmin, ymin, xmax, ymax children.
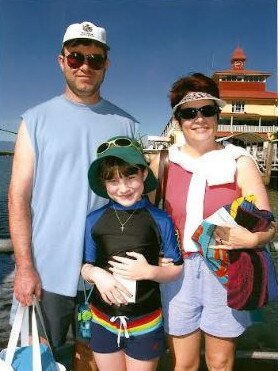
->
<box><xmin>205</xmin><ymin>207</ymin><xmax>238</xmax><ymax>226</ymax></box>
<box><xmin>113</xmin><ymin>274</ymin><xmax>136</xmax><ymax>303</ymax></box>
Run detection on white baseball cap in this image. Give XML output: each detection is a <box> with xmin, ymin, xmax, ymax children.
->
<box><xmin>63</xmin><ymin>21</ymin><xmax>110</xmax><ymax>50</ymax></box>
<box><xmin>173</xmin><ymin>91</ymin><xmax>226</xmax><ymax>113</ymax></box>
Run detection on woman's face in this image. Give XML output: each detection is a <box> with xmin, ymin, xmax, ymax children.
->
<box><xmin>178</xmin><ymin>99</ymin><xmax>218</xmax><ymax>144</ymax></box>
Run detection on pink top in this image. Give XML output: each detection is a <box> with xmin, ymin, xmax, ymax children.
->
<box><xmin>165</xmin><ymin>162</ymin><xmax>241</xmax><ymax>251</ymax></box>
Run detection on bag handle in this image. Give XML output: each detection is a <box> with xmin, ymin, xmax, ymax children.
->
<box><xmin>32</xmin><ymin>301</ymin><xmax>63</xmax><ymax>371</ymax></box>
<box><xmin>5</xmin><ymin>299</ymin><xmax>46</xmax><ymax>371</ymax></box>
<box><xmin>154</xmin><ymin>149</ymin><xmax>169</xmax><ymax>209</ymax></box>
<box><xmin>33</xmin><ymin>300</ymin><xmax>51</xmax><ymax>345</ymax></box>
<box><xmin>20</xmin><ymin>305</ymin><xmax>29</xmax><ymax>346</ymax></box>
<box><xmin>5</xmin><ymin>303</ymin><xmax>26</xmax><ymax>366</ymax></box>
<box><xmin>32</xmin><ymin>303</ymin><xmax>42</xmax><ymax>371</ymax></box>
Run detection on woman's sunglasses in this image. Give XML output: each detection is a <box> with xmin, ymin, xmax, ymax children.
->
<box><xmin>176</xmin><ymin>105</ymin><xmax>219</xmax><ymax>120</ymax></box>
<box><xmin>65</xmin><ymin>52</ymin><xmax>107</xmax><ymax>70</ymax></box>
<box><xmin>97</xmin><ymin>138</ymin><xmax>142</xmax><ymax>154</ymax></box>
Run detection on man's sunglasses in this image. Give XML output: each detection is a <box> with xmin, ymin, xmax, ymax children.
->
<box><xmin>97</xmin><ymin>138</ymin><xmax>142</xmax><ymax>154</ymax></box>
<box><xmin>176</xmin><ymin>105</ymin><xmax>219</xmax><ymax>120</ymax></box>
<box><xmin>65</xmin><ymin>52</ymin><xmax>107</xmax><ymax>70</ymax></box>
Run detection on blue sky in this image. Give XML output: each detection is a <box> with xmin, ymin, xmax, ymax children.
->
<box><xmin>0</xmin><ymin>0</ymin><xmax>277</xmax><ymax>142</ymax></box>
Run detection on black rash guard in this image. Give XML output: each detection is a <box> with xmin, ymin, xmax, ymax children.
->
<box><xmin>84</xmin><ymin>197</ymin><xmax>183</xmax><ymax>317</ymax></box>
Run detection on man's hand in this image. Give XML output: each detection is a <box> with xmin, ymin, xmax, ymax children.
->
<box><xmin>14</xmin><ymin>266</ymin><xmax>41</xmax><ymax>306</ymax></box>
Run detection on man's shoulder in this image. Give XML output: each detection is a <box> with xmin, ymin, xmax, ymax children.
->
<box><xmin>23</xmin><ymin>95</ymin><xmax>65</xmax><ymax>115</ymax></box>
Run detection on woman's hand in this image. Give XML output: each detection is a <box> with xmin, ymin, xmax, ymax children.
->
<box><xmin>213</xmin><ymin>224</ymin><xmax>258</xmax><ymax>250</ymax></box>
<box><xmin>108</xmin><ymin>252</ymin><xmax>152</xmax><ymax>280</ymax></box>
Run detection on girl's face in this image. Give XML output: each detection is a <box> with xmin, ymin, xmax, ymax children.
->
<box><xmin>178</xmin><ymin>99</ymin><xmax>218</xmax><ymax>144</ymax></box>
<box><xmin>105</xmin><ymin>168</ymin><xmax>148</xmax><ymax>207</ymax></box>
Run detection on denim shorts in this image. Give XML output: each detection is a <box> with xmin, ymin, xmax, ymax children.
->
<box><xmin>89</xmin><ymin>321</ymin><xmax>166</xmax><ymax>360</ymax></box>
<box><xmin>160</xmin><ymin>253</ymin><xmax>252</xmax><ymax>338</ymax></box>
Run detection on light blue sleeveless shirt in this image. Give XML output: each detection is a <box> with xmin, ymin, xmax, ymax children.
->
<box><xmin>23</xmin><ymin>95</ymin><xmax>139</xmax><ymax>296</ymax></box>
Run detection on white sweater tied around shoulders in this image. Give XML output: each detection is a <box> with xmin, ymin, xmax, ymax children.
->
<box><xmin>168</xmin><ymin>143</ymin><xmax>256</xmax><ymax>252</ymax></box>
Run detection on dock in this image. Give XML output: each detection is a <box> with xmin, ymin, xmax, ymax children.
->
<box><xmin>1</xmin><ymin>244</ymin><xmax>278</xmax><ymax>370</ymax></box>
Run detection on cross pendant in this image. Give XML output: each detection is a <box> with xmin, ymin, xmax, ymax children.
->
<box><xmin>120</xmin><ymin>225</ymin><xmax>124</xmax><ymax>232</ymax></box>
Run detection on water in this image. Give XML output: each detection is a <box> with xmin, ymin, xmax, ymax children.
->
<box><xmin>0</xmin><ymin>155</ymin><xmax>13</xmax><ymax>348</ymax></box>
<box><xmin>0</xmin><ymin>156</ymin><xmax>278</xmax><ymax>366</ymax></box>
<box><xmin>0</xmin><ymin>156</ymin><xmax>12</xmax><ymax>238</ymax></box>
<box><xmin>0</xmin><ymin>252</ymin><xmax>14</xmax><ymax>348</ymax></box>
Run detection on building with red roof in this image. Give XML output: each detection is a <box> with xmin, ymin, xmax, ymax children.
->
<box><xmin>212</xmin><ymin>46</ymin><xmax>277</xmax><ymax>141</ymax></box>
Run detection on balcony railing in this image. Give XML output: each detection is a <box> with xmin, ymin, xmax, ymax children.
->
<box><xmin>217</xmin><ymin>125</ymin><xmax>277</xmax><ymax>133</ymax></box>
<box><xmin>161</xmin><ymin>123</ymin><xmax>277</xmax><ymax>138</ymax></box>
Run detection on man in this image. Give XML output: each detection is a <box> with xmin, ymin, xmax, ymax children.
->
<box><xmin>8</xmin><ymin>20</ymin><xmax>139</xmax><ymax>352</ymax></box>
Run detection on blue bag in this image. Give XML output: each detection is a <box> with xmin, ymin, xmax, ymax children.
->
<box><xmin>0</xmin><ymin>344</ymin><xmax>58</xmax><ymax>371</ymax></box>
<box><xmin>1</xmin><ymin>300</ymin><xmax>65</xmax><ymax>371</ymax></box>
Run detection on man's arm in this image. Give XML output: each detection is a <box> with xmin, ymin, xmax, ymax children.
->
<box><xmin>8</xmin><ymin>121</ymin><xmax>41</xmax><ymax>306</ymax></box>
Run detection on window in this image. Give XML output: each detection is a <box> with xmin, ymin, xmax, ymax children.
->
<box><xmin>232</xmin><ymin>101</ymin><xmax>245</xmax><ymax>113</ymax></box>
<box><xmin>243</xmin><ymin>76</ymin><xmax>265</xmax><ymax>82</ymax></box>
<box><xmin>222</xmin><ymin>75</ymin><xmax>265</xmax><ymax>82</ymax></box>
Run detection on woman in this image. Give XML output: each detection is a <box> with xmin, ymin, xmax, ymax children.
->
<box><xmin>151</xmin><ymin>73</ymin><xmax>276</xmax><ymax>370</ymax></box>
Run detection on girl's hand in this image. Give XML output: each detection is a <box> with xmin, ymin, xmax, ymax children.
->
<box><xmin>108</xmin><ymin>252</ymin><xmax>152</xmax><ymax>280</ymax></box>
<box><xmin>82</xmin><ymin>265</ymin><xmax>132</xmax><ymax>306</ymax></box>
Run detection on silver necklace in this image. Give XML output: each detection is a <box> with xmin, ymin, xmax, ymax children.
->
<box><xmin>113</xmin><ymin>205</ymin><xmax>137</xmax><ymax>233</ymax></box>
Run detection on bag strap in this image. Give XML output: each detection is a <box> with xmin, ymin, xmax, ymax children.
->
<box><xmin>20</xmin><ymin>305</ymin><xmax>29</xmax><ymax>346</ymax></box>
<box><xmin>5</xmin><ymin>300</ymin><xmax>42</xmax><ymax>371</ymax></box>
<box><xmin>33</xmin><ymin>301</ymin><xmax>60</xmax><ymax>370</ymax></box>
<box><xmin>83</xmin><ymin>278</ymin><xmax>94</xmax><ymax>303</ymax></box>
<box><xmin>32</xmin><ymin>303</ymin><xmax>42</xmax><ymax>371</ymax></box>
<box><xmin>34</xmin><ymin>300</ymin><xmax>51</xmax><ymax>345</ymax></box>
<box><xmin>5</xmin><ymin>299</ymin><xmax>52</xmax><ymax>371</ymax></box>
<box><xmin>5</xmin><ymin>303</ymin><xmax>25</xmax><ymax>365</ymax></box>
<box><xmin>154</xmin><ymin>149</ymin><xmax>169</xmax><ymax>209</ymax></box>
<box><xmin>18</xmin><ymin>302</ymin><xmax>48</xmax><ymax>347</ymax></box>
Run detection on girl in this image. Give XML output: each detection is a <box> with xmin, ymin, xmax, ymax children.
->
<box><xmin>81</xmin><ymin>136</ymin><xmax>183</xmax><ymax>371</ymax></box>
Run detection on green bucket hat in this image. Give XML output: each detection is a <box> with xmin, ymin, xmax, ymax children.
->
<box><xmin>88</xmin><ymin>136</ymin><xmax>158</xmax><ymax>198</ymax></box>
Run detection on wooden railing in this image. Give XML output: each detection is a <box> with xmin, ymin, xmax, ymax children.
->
<box><xmin>161</xmin><ymin>123</ymin><xmax>277</xmax><ymax>138</ymax></box>
<box><xmin>217</xmin><ymin>125</ymin><xmax>277</xmax><ymax>133</ymax></box>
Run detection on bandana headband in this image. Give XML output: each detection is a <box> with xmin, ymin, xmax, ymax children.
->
<box><xmin>172</xmin><ymin>91</ymin><xmax>226</xmax><ymax>113</ymax></box>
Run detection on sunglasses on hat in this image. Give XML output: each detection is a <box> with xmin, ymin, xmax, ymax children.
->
<box><xmin>65</xmin><ymin>52</ymin><xmax>107</xmax><ymax>70</ymax></box>
<box><xmin>176</xmin><ymin>105</ymin><xmax>219</xmax><ymax>120</ymax></box>
<box><xmin>97</xmin><ymin>138</ymin><xmax>143</xmax><ymax>155</ymax></box>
